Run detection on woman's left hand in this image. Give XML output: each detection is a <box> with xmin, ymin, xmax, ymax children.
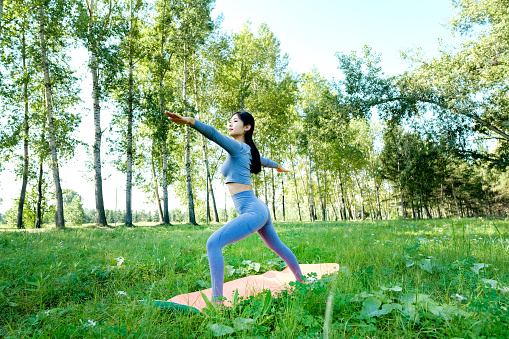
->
<box><xmin>277</xmin><ymin>165</ymin><xmax>290</xmax><ymax>173</ymax></box>
<box><xmin>165</xmin><ymin>111</ymin><xmax>192</xmax><ymax>125</ymax></box>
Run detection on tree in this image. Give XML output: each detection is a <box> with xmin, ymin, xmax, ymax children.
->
<box><xmin>109</xmin><ymin>0</ymin><xmax>145</xmax><ymax>227</ymax></box>
<box><xmin>75</xmin><ymin>0</ymin><xmax>123</xmax><ymax>226</ymax></box>
<box><xmin>334</xmin><ymin>2</ymin><xmax>509</xmax><ymax>167</ymax></box>
<box><xmin>16</xmin><ymin>11</ymin><xmax>30</xmax><ymax>230</ymax></box>
<box><xmin>174</xmin><ymin>0</ymin><xmax>213</xmax><ymax>225</ymax></box>
<box><xmin>38</xmin><ymin>0</ymin><xmax>71</xmax><ymax>229</ymax></box>
<box><xmin>0</xmin><ymin>0</ymin><xmax>35</xmax><ymax>229</ymax></box>
<box><xmin>63</xmin><ymin>189</ymin><xmax>84</xmax><ymax>225</ymax></box>
<box><xmin>1</xmin><ymin>0</ymin><xmax>80</xmax><ymax>230</ymax></box>
<box><xmin>299</xmin><ymin>68</ymin><xmax>368</xmax><ymax>221</ymax></box>
<box><xmin>190</xmin><ymin>45</ymin><xmax>221</xmax><ymax>223</ymax></box>
<box><xmin>209</xmin><ymin>23</ymin><xmax>299</xmax><ymax>220</ymax></box>
<box><xmin>4</xmin><ymin>177</ymin><xmax>53</xmax><ymax>228</ymax></box>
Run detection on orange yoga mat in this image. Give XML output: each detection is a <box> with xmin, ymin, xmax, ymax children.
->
<box><xmin>167</xmin><ymin>263</ymin><xmax>339</xmax><ymax>311</ymax></box>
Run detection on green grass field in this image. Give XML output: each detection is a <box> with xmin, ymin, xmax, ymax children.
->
<box><xmin>0</xmin><ymin>218</ymin><xmax>508</xmax><ymax>338</ymax></box>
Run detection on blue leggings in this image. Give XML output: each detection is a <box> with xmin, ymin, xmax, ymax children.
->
<box><xmin>206</xmin><ymin>190</ymin><xmax>303</xmax><ymax>301</ymax></box>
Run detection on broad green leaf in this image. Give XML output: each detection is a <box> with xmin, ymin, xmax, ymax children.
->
<box><xmin>401</xmin><ymin>303</ymin><xmax>418</xmax><ymax>321</ymax></box>
<box><xmin>207</xmin><ymin>323</ymin><xmax>235</xmax><ymax>336</ymax></box>
<box><xmin>232</xmin><ymin>289</ymin><xmax>239</xmax><ymax>309</ymax></box>
<box><xmin>200</xmin><ymin>292</ymin><xmax>216</xmax><ymax>311</ymax></box>
<box><xmin>380</xmin><ymin>302</ymin><xmax>402</xmax><ymax>315</ymax></box>
<box><xmin>351</xmin><ymin>291</ymin><xmax>373</xmax><ymax>302</ymax></box>
<box><xmin>373</xmin><ymin>291</ymin><xmax>392</xmax><ymax>304</ymax></box>
<box><xmin>381</xmin><ymin>285</ymin><xmax>402</xmax><ymax>292</ymax></box>
<box><xmin>251</xmin><ymin>262</ymin><xmax>261</xmax><ymax>272</ymax></box>
<box><xmin>440</xmin><ymin>304</ymin><xmax>470</xmax><ymax>319</ymax></box>
<box><xmin>233</xmin><ymin>317</ymin><xmax>254</xmax><ymax>331</ymax></box>
<box><xmin>424</xmin><ymin>301</ymin><xmax>443</xmax><ymax>317</ymax></box>
<box><xmin>226</xmin><ymin>265</ymin><xmax>235</xmax><ymax>277</ymax></box>
<box><xmin>260</xmin><ymin>290</ymin><xmax>272</xmax><ymax>316</ymax></box>
<box><xmin>361</xmin><ymin>296</ymin><xmax>382</xmax><ymax>317</ymax></box>
<box><xmin>196</xmin><ymin>280</ymin><xmax>208</xmax><ymax>288</ymax></box>
<box><xmin>417</xmin><ymin>259</ymin><xmax>434</xmax><ymax>273</ymax></box>
<box><xmin>482</xmin><ymin>278</ymin><xmax>498</xmax><ymax>288</ymax></box>
<box><xmin>471</xmin><ymin>263</ymin><xmax>489</xmax><ymax>274</ymax></box>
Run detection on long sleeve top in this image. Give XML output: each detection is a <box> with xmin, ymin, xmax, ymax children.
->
<box><xmin>191</xmin><ymin>119</ymin><xmax>279</xmax><ymax>185</ymax></box>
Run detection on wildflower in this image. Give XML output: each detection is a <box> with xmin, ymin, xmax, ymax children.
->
<box><xmin>305</xmin><ymin>276</ymin><xmax>317</xmax><ymax>283</ymax></box>
<box><xmin>85</xmin><ymin>319</ymin><xmax>97</xmax><ymax>327</ymax></box>
<box><xmin>451</xmin><ymin>293</ymin><xmax>467</xmax><ymax>302</ymax></box>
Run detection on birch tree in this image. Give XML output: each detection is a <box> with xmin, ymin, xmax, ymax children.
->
<box><xmin>75</xmin><ymin>0</ymin><xmax>123</xmax><ymax>226</ymax></box>
<box><xmin>0</xmin><ymin>0</ymin><xmax>35</xmax><ymax>229</ymax></box>
<box><xmin>37</xmin><ymin>2</ymin><xmax>64</xmax><ymax>229</ymax></box>
<box><xmin>109</xmin><ymin>0</ymin><xmax>144</xmax><ymax>226</ymax></box>
<box><xmin>173</xmin><ymin>0</ymin><xmax>213</xmax><ymax>225</ymax></box>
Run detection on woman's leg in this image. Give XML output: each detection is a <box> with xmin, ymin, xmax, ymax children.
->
<box><xmin>257</xmin><ymin>215</ymin><xmax>304</xmax><ymax>282</ymax></box>
<box><xmin>207</xmin><ymin>210</ymin><xmax>267</xmax><ymax>301</ymax></box>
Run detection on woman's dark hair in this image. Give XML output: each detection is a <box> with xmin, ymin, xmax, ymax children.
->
<box><xmin>233</xmin><ymin>111</ymin><xmax>261</xmax><ymax>174</ymax></box>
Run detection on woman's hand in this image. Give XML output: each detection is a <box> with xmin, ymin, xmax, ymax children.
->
<box><xmin>277</xmin><ymin>164</ymin><xmax>290</xmax><ymax>173</ymax></box>
<box><xmin>165</xmin><ymin>111</ymin><xmax>194</xmax><ymax>125</ymax></box>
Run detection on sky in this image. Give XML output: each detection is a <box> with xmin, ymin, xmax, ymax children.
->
<box><xmin>0</xmin><ymin>0</ymin><xmax>461</xmax><ymax>215</ymax></box>
<box><xmin>213</xmin><ymin>0</ymin><xmax>458</xmax><ymax>78</ymax></box>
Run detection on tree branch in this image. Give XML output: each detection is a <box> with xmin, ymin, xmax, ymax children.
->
<box><xmin>370</xmin><ymin>95</ymin><xmax>509</xmax><ymax>141</ymax></box>
<box><xmin>102</xmin><ymin>0</ymin><xmax>113</xmax><ymax>31</ymax></box>
<box><xmin>0</xmin><ymin>0</ymin><xmax>4</xmax><ymax>39</ymax></box>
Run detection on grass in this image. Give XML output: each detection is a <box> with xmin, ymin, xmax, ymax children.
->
<box><xmin>0</xmin><ymin>218</ymin><xmax>508</xmax><ymax>338</ymax></box>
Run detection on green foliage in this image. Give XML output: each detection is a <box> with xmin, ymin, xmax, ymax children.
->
<box><xmin>62</xmin><ymin>189</ymin><xmax>84</xmax><ymax>226</ymax></box>
<box><xmin>400</xmin><ymin>0</ymin><xmax>509</xmax><ymax>166</ymax></box>
<box><xmin>225</xmin><ymin>258</ymin><xmax>286</xmax><ymax>279</ymax></box>
<box><xmin>3</xmin><ymin>181</ymin><xmax>54</xmax><ymax>228</ymax></box>
<box><xmin>81</xmin><ymin>208</ymin><xmax>163</xmax><ymax>225</ymax></box>
<box><xmin>0</xmin><ymin>219</ymin><xmax>507</xmax><ymax>338</ymax></box>
<box><xmin>2</xmin><ymin>0</ymin><xmax>508</xmax><ymax>234</ymax></box>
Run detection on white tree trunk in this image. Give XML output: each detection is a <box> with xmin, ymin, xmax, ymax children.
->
<box><xmin>290</xmin><ymin>158</ymin><xmax>302</xmax><ymax>221</ymax></box>
<box><xmin>183</xmin><ymin>54</ymin><xmax>196</xmax><ymax>224</ymax></box>
<box><xmin>0</xmin><ymin>0</ymin><xmax>4</xmax><ymax>39</ymax></box>
<box><xmin>38</xmin><ymin>5</ymin><xmax>65</xmax><ymax>229</ymax></box>
<box><xmin>17</xmin><ymin>29</ymin><xmax>29</xmax><ymax>229</ymax></box>
<box><xmin>308</xmin><ymin>155</ymin><xmax>315</xmax><ymax>222</ymax></box>
<box><xmin>125</xmin><ymin>1</ymin><xmax>134</xmax><ymax>227</ymax></box>
<box><xmin>90</xmin><ymin>48</ymin><xmax>107</xmax><ymax>226</ymax></box>
<box><xmin>151</xmin><ymin>151</ymin><xmax>164</xmax><ymax>223</ymax></box>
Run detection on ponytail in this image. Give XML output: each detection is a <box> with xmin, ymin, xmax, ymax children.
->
<box><xmin>233</xmin><ymin>111</ymin><xmax>261</xmax><ymax>174</ymax></box>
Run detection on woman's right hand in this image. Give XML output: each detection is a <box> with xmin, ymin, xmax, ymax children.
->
<box><xmin>165</xmin><ymin>111</ymin><xmax>194</xmax><ymax>125</ymax></box>
<box><xmin>277</xmin><ymin>164</ymin><xmax>290</xmax><ymax>173</ymax></box>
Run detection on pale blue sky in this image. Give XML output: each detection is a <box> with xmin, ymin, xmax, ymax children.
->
<box><xmin>1</xmin><ymin>1</ymin><xmax>461</xmax><ymax>214</ymax></box>
<box><xmin>212</xmin><ymin>0</ymin><xmax>458</xmax><ymax>78</ymax></box>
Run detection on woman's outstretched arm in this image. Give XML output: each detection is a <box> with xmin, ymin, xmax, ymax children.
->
<box><xmin>260</xmin><ymin>156</ymin><xmax>290</xmax><ymax>172</ymax></box>
<box><xmin>165</xmin><ymin>111</ymin><xmax>242</xmax><ymax>155</ymax></box>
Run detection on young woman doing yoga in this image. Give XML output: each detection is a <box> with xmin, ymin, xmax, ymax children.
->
<box><xmin>165</xmin><ymin>110</ymin><xmax>304</xmax><ymax>303</ymax></box>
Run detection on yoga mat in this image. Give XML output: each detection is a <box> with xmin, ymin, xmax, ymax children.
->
<box><xmin>163</xmin><ymin>263</ymin><xmax>339</xmax><ymax>312</ymax></box>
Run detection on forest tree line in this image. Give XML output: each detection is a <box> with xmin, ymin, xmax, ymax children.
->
<box><xmin>0</xmin><ymin>0</ymin><xmax>508</xmax><ymax>228</ymax></box>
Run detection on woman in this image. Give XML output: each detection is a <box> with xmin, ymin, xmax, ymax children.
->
<box><xmin>165</xmin><ymin>110</ymin><xmax>304</xmax><ymax>303</ymax></box>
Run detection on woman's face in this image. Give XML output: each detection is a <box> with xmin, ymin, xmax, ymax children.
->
<box><xmin>228</xmin><ymin>114</ymin><xmax>251</xmax><ymax>137</ymax></box>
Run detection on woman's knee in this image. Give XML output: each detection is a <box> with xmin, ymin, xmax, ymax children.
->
<box><xmin>206</xmin><ymin>232</ymin><xmax>221</xmax><ymax>252</ymax></box>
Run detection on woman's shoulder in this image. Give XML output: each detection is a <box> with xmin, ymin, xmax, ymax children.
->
<box><xmin>230</xmin><ymin>143</ymin><xmax>251</xmax><ymax>158</ymax></box>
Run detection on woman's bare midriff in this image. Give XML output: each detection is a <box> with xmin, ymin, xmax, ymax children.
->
<box><xmin>227</xmin><ymin>183</ymin><xmax>253</xmax><ymax>196</ymax></box>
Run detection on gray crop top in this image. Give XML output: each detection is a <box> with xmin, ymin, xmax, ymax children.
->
<box><xmin>191</xmin><ymin>119</ymin><xmax>279</xmax><ymax>185</ymax></box>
